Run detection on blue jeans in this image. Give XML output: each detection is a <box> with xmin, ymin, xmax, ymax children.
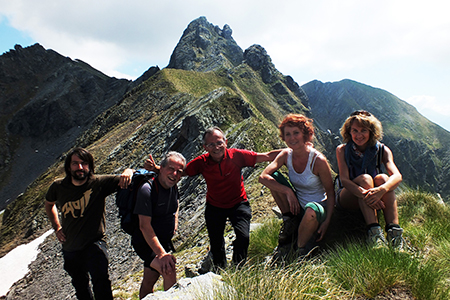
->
<box><xmin>63</xmin><ymin>241</ymin><xmax>113</xmax><ymax>300</ymax></box>
<box><xmin>205</xmin><ymin>201</ymin><xmax>251</xmax><ymax>267</ymax></box>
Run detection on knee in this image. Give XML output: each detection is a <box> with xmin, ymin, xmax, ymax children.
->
<box><xmin>355</xmin><ymin>174</ymin><xmax>374</xmax><ymax>189</ymax></box>
<box><xmin>303</xmin><ymin>208</ymin><xmax>317</xmax><ymax>222</ymax></box>
<box><xmin>374</xmin><ymin>174</ymin><xmax>389</xmax><ymax>187</ymax></box>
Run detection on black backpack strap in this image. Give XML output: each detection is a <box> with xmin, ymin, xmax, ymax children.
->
<box><xmin>376</xmin><ymin>143</ymin><xmax>384</xmax><ymax>174</ymax></box>
<box><xmin>147</xmin><ymin>176</ymin><xmax>159</xmax><ymax>195</ymax></box>
<box><xmin>334</xmin><ymin>174</ymin><xmax>343</xmax><ymax>190</ymax></box>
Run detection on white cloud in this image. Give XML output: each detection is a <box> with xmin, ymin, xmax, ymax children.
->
<box><xmin>0</xmin><ymin>0</ymin><xmax>449</xmax><ymax>130</ymax></box>
<box><xmin>2</xmin><ymin>0</ymin><xmax>450</xmax><ymax>75</ymax></box>
<box><xmin>405</xmin><ymin>95</ymin><xmax>450</xmax><ymax>131</ymax></box>
<box><xmin>407</xmin><ymin>95</ymin><xmax>450</xmax><ymax>117</ymax></box>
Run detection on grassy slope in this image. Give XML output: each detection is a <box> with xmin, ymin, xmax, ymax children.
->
<box><xmin>211</xmin><ymin>189</ymin><xmax>450</xmax><ymax>300</ymax></box>
<box><xmin>113</xmin><ymin>189</ymin><xmax>450</xmax><ymax>300</ymax></box>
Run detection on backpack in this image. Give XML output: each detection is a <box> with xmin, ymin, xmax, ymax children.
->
<box><xmin>116</xmin><ymin>169</ymin><xmax>157</xmax><ymax>235</ymax></box>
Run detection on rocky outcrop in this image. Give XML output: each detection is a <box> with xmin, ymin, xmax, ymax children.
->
<box><xmin>244</xmin><ymin>44</ymin><xmax>278</xmax><ymax>84</ymax></box>
<box><xmin>0</xmin><ymin>44</ymin><xmax>131</xmax><ymax>209</ymax></box>
<box><xmin>143</xmin><ymin>272</ymin><xmax>225</xmax><ymax>299</ymax></box>
<box><xmin>243</xmin><ymin>44</ymin><xmax>309</xmax><ymax>110</ymax></box>
<box><xmin>130</xmin><ymin>66</ymin><xmax>160</xmax><ymax>89</ymax></box>
<box><xmin>167</xmin><ymin>16</ymin><xmax>244</xmax><ymax>72</ymax></box>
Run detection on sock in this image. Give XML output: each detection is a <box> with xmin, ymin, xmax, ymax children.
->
<box><xmin>386</xmin><ymin>223</ymin><xmax>401</xmax><ymax>232</ymax></box>
<box><xmin>367</xmin><ymin>223</ymin><xmax>380</xmax><ymax>231</ymax></box>
<box><xmin>282</xmin><ymin>212</ymin><xmax>294</xmax><ymax>219</ymax></box>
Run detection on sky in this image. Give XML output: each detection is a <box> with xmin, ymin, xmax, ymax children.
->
<box><xmin>0</xmin><ymin>0</ymin><xmax>449</xmax><ymax>132</ymax></box>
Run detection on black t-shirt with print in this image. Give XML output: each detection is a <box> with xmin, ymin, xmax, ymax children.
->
<box><xmin>46</xmin><ymin>175</ymin><xmax>119</xmax><ymax>252</ymax></box>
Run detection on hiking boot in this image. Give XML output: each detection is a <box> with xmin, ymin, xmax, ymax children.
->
<box><xmin>295</xmin><ymin>247</ymin><xmax>308</xmax><ymax>259</ymax></box>
<box><xmin>367</xmin><ymin>226</ymin><xmax>388</xmax><ymax>248</ymax></box>
<box><xmin>198</xmin><ymin>251</ymin><xmax>213</xmax><ymax>274</ymax></box>
<box><xmin>268</xmin><ymin>246</ymin><xmax>285</xmax><ymax>265</ymax></box>
<box><xmin>387</xmin><ymin>227</ymin><xmax>405</xmax><ymax>251</ymax></box>
<box><xmin>278</xmin><ymin>216</ymin><xmax>298</xmax><ymax>245</ymax></box>
<box><xmin>268</xmin><ymin>243</ymin><xmax>296</xmax><ymax>266</ymax></box>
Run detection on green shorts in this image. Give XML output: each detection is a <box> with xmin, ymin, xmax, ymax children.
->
<box><xmin>272</xmin><ymin>171</ymin><xmax>327</xmax><ymax>224</ymax></box>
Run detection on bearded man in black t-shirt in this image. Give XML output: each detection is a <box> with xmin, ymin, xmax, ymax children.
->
<box><xmin>45</xmin><ymin>147</ymin><xmax>133</xmax><ymax>300</ymax></box>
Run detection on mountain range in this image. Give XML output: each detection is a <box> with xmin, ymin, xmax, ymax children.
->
<box><xmin>1</xmin><ymin>16</ymin><xmax>450</xmax><ymax>298</ymax></box>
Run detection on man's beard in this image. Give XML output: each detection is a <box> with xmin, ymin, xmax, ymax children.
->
<box><xmin>71</xmin><ymin>170</ymin><xmax>88</xmax><ymax>181</ymax></box>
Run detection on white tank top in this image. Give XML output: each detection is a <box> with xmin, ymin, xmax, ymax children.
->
<box><xmin>287</xmin><ymin>148</ymin><xmax>326</xmax><ymax>208</ymax></box>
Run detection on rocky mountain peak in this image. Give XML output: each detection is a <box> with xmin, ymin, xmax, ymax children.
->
<box><xmin>0</xmin><ymin>43</ymin><xmax>132</xmax><ymax>209</ymax></box>
<box><xmin>167</xmin><ymin>16</ymin><xmax>243</xmax><ymax>72</ymax></box>
<box><xmin>243</xmin><ymin>44</ymin><xmax>280</xmax><ymax>84</ymax></box>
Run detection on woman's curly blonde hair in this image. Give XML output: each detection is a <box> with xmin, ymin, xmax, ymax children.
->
<box><xmin>340</xmin><ymin>110</ymin><xmax>383</xmax><ymax>146</ymax></box>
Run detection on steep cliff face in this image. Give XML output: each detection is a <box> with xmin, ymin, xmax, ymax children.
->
<box><xmin>0</xmin><ymin>44</ymin><xmax>131</xmax><ymax>209</ymax></box>
<box><xmin>167</xmin><ymin>17</ymin><xmax>309</xmax><ymax>120</ymax></box>
<box><xmin>167</xmin><ymin>16</ymin><xmax>243</xmax><ymax>72</ymax></box>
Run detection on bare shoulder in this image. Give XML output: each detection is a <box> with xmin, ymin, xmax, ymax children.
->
<box><xmin>311</xmin><ymin>149</ymin><xmax>331</xmax><ymax>176</ymax></box>
<box><xmin>382</xmin><ymin>144</ymin><xmax>392</xmax><ymax>154</ymax></box>
<box><xmin>281</xmin><ymin>147</ymin><xmax>290</xmax><ymax>155</ymax></box>
<box><xmin>276</xmin><ymin>148</ymin><xmax>290</xmax><ymax>162</ymax></box>
<box><xmin>312</xmin><ymin>149</ymin><xmax>330</xmax><ymax>167</ymax></box>
<box><xmin>312</xmin><ymin>148</ymin><xmax>325</xmax><ymax>159</ymax></box>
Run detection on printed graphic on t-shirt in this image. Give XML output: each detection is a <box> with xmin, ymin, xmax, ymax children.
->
<box><xmin>62</xmin><ymin>189</ymin><xmax>92</xmax><ymax>218</ymax></box>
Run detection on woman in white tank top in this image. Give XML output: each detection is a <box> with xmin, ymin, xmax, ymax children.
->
<box><xmin>286</xmin><ymin>147</ymin><xmax>326</xmax><ymax>208</ymax></box>
<box><xmin>259</xmin><ymin>114</ymin><xmax>335</xmax><ymax>256</ymax></box>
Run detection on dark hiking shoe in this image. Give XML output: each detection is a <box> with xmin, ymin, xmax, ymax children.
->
<box><xmin>367</xmin><ymin>226</ymin><xmax>388</xmax><ymax>249</ymax></box>
<box><xmin>387</xmin><ymin>227</ymin><xmax>405</xmax><ymax>251</ymax></box>
<box><xmin>198</xmin><ymin>251</ymin><xmax>214</xmax><ymax>274</ymax></box>
<box><xmin>278</xmin><ymin>216</ymin><xmax>298</xmax><ymax>245</ymax></box>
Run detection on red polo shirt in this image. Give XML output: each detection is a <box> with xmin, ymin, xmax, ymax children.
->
<box><xmin>185</xmin><ymin>148</ymin><xmax>257</xmax><ymax>208</ymax></box>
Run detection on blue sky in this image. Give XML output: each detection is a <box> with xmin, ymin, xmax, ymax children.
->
<box><xmin>1</xmin><ymin>0</ymin><xmax>449</xmax><ymax>132</ymax></box>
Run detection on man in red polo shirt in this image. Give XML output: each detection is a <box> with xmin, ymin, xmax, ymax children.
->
<box><xmin>146</xmin><ymin>127</ymin><xmax>280</xmax><ymax>269</ymax></box>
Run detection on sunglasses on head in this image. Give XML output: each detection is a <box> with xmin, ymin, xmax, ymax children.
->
<box><xmin>350</xmin><ymin>110</ymin><xmax>371</xmax><ymax>116</ymax></box>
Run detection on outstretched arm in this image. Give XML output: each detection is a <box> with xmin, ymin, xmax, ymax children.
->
<box><xmin>255</xmin><ymin>149</ymin><xmax>283</xmax><ymax>164</ymax></box>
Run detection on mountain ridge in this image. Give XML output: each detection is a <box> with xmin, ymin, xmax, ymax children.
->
<box><xmin>1</xmin><ymin>16</ymin><xmax>450</xmax><ymax>299</ymax></box>
<box><xmin>0</xmin><ymin>43</ymin><xmax>133</xmax><ymax>209</ymax></box>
